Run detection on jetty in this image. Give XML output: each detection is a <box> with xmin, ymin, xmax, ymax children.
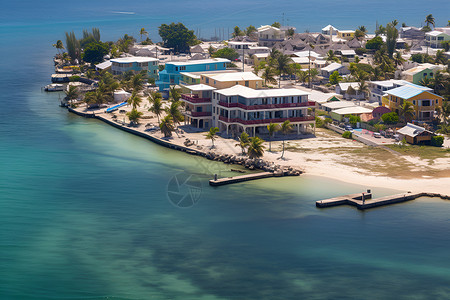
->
<box><xmin>316</xmin><ymin>191</ymin><xmax>450</xmax><ymax>210</ymax></box>
<box><xmin>209</xmin><ymin>172</ymin><xmax>275</xmax><ymax>186</ymax></box>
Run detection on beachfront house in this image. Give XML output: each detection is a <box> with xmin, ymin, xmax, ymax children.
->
<box><xmin>180</xmin><ymin>70</ymin><xmax>238</xmax><ymax>86</ymax></box>
<box><xmin>402</xmin><ymin>63</ymin><xmax>441</xmax><ymax>84</ymax></box>
<box><xmin>337</xmin><ymin>30</ymin><xmax>355</xmax><ymax>40</ymax></box>
<box><xmin>156</xmin><ymin>58</ymin><xmax>230</xmax><ymax>91</ymax></box>
<box><xmin>200</xmin><ymin>72</ymin><xmax>263</xmax><ymax>89</ymax></box>
<box><xmin>397</xmin><ymin>123</ymin><xmax>436</xmax><ymax>144</ymax></box>
<box><xmin>257</xmin><ymin>25</ymin><xmax>286</xmax><ymax>47</ymax></box>
<box><xmin>180</xmin><ymin>84</ymin><xmax>216</xmax><ymax>129</ymax></box>
<box><xmin>322</xmin><ymin>25</ymin><xmax>338</xmax><ymax>36</ymax></box>
<box><xmin>425</xmin><ymin>30</ymin><xmax>450</xmax><ymax>48</ymax></box>
<box><xmin>382</xmin><ymin>85</ymin><xmax>443</xmax><ymax>121</ymax></box>
<box><xmin>212</xmin><ymin>85</ymin><xmax>315</xmax><ymax>137</ymax></box>
<box><xmin>110</xmin><ymin>56</ymin><xmax>159</xmax><ymax>79</ymax></box>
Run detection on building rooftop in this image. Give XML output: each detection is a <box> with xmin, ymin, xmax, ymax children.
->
<box><xmin>338</xmin><ymin>82</ymin><xmax>360</xmax><ymax>91</ymax></box>
<box><xmin>322</xmin><ymin>101</ymin><xmax>356</xmax><ymax>110</ymax></box>
<box><xmin>332</xmin><ymin>106</ymin><xmax>373</xmax><ymax>115</ymax></box>
<box><xmin>204</xmin><ymin>72</ymin><xmax>262</xmax><ymax>82</ymax></box>
<box><xmin>215</xmin><ymin>85</ymin><xmax>310</xmax><ymax>98</ymax></box>
<box><xmin>110</xmin><ymin>56</ymin><xmax>159</xmax><ymax>63</ymax></box>
<box><xmin>403</xmin><ymin>63</ymin><xmax>440</xmax><ymax>75</ymax></box>
<box><xmin>184</xmin><ymin>84</ymin><xmax>217</xmax><ymax>92</ymax></box>
<box><xmin>385</xmin><ymin>85</ymin><xmax>439</xmax><ymax>99</ymax></box>
<box><xmin>167</xmin><ymin>58</ymin><xmax>230</xmax><ymax>66</ymax></box>
<box><xmin>322</xmin><ymin>62</ymin><xmax>343</xmax><ymax>72</ymax></box>
<box><xmin>96</xmin><ymin>60</ymin><xmax>112</xmax><ymax>70</ymax></box>
<box><xmin>397</xmin><ymin>123</ymin><xmax>432</xmax><ymax>137</ymax></box>
<box><xmin>322</xmin><ymin>24</ymin><xmax>338</xmax><ymax>31</ymax></box>
<box><xmin>339</xmin><ymin>50</ymin><xmax>356</xmax><ymax>56</ymax></box>
<box><xmin>180</xmin><ymin>70</ymin><xmax>238</xmax><ymax>79</ymax></box>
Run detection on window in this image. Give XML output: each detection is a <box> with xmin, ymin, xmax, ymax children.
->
<box><xmin>206</xmin><ymin>78</ymin><xmax>209</xmax><ymax>84</ymax></box>
<box><xmin>175</xmin><ymin>67</ymin><xmax>178</xmax><ymax>71</ymax></box>
<box><xmin>436</xmin><ymin>99</ymin><xmax>438</xmax><ymax>104</ymax></box>
<box><xmin>413</xmin><ymin>100</ymin><xmax>416</xmax><ymax>105</ymax></box>
<box><xmin>245</xmin><ymin>81</ymin><xmax>249</xmax><ymax>87</ymax></box>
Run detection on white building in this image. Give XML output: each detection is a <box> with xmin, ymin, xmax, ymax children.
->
<box><xmin>257</xmin><ymin>25</ymin><xmax>286</xmax><ymax>47</ymax></box>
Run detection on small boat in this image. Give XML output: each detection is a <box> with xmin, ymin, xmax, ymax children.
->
<box><xmin>44</xmin><ymin>83</ymin><xmax>64</xmax><ymax>92</ymax></box>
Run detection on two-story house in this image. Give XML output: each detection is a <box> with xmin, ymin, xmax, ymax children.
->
<box><xmin>257</xmin><ymin>25</ymin><xmax>286</xmax><ymax>47</ymax></box>
<box><xmin>110</xmin><ymin>56</ymin><xmax>159</xmax><ymax>79</ymax></box>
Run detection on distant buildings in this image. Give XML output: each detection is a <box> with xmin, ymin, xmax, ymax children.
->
<box><xmin>425</xmin><ymin>30</ymin><xmax>450</xmax><ymax>48</ymax></box>
<box><xmin>110</xmin><ymin>56</ymin><xmax>159</xmax><ymax>79</ymax></box>
<box><xmin>257</xmin><ymin>25</ymin><xmax>286</xmax><ymax>47</ymax></box>
<box><xmin>200</xmin><ymin>72</ymin><xmax>263</xmax><ymax>89</ymax></box>
<box><xmin>402</xmin><ymin>63</ymin><xmax>441</xmax><ymax>84</ymax></box>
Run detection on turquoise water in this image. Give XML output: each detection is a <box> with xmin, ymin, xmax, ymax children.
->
<box><xmin>1</xmin><ymin>1</ymin><xmax>450</xmax><ymax>299</ymax></box>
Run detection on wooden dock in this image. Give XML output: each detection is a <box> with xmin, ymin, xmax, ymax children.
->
<box><xmin>209</xmin><ymin>172</ymin><xmax>274</xmax><ymax>186</ymax></box>
<box><xmin>316</xmin><ymin>192</ymin><xmax>450</xmax><ymax>210</ymax></box>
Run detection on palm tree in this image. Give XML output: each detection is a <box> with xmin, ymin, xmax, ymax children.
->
<box><xmin>128</xmin><ymin>93</ymin><xmax>142</xmax><ymax>109</ymax></box>
<box><xmin>436</xmin><ymin>100</ymin><xmax>450</xmax><ymax>126</ymax></box>
<box><xmin>261</xmin><ymin>67</ymin><xmax>277</xmax><ymax>86</ymax></box>
<box><xmin>357</xmin><ymin>80</ymin><xmax>369</xmax><ymax>99</ymax></box>
<box><xmin>148</xmin><ymin>91</ymin><xmax>163</xmax><ymax>124</ymax></box>
<box><xmin>393</xmin><ymin>51</ymin><xmax>406</xmax><ymax>68</ymax></box>
<box><xmin>267</xmin><ymin>123</ymin><xmax>279</xmax><ymax>151</ymax></box>
<box><xmin>358</xmin><ymin>26</ymin><xmax>367</xmax><ymax>34</ymax></box>
<box><xmin>235</xmin><ymin>132</ymin><xmax>250</xmax><ymax>155</ymax></box>
<box><xmin>247</xmin><ymin>136</ymin><xmax>265</xmax><ymax>159</ymax></box>
<box><xmin>399</xmin><ymin>101</ymin><xmax>415</xmax><ymax>124</ymax></box>
<box><xmin>166</xmin><ymin>101</ymin><xmax>184</xmax><ymax>134</ymax></box>
<box><xmin>296</xmin><ymin>70</ymin><xmax>309</xmax><ymax>84</ymax></box>
<box><xmin>326</xmin><ymin>50</ymin><xmax>339</xmax><ymax>63</ymax></box>
<box><xmin>65</xmin><ymin>85</ymin><xmax>78</xmax><ymax>102</ymax></box>
<box><xmin>169</xmin><ymin>85</ymin><xmax>181</xmax><ymax>103</ymax></box>
<box><xmin>275</xmin><ymin>54</ymin><xmax>292</xmax><ymax>87</ymax></box>
<box><xmin>308</xmin><ymin>68</ymin><xmax>319</xmax><ymax>85</ymax></box>
<box><xmin>160</xmin><ymin>115</ymin><xmax>175</xmax><ymax>137</ymax></box>
<box><xmin>140</xmin><ymin>28</ymin><xmax>148</xmax><ymax>42</ymax></box>
<box><xmin>435</xmin><ymin>50</ymin><xmax>448</xmax><ymax>65</ymax></box>
<box><xmin>127</xmin><ymin>108</ymin><xmax>143</xmax><ymax>125</ymax></box>
<box><xmin>279</xmin><ymin>120</ymin><xmax>293</xmax><ymax>159</ymax></box>
<box><xmin>53</xmin><ymin>40</ymin><xmax>65</xmax><ymax>54</ymax></box>
<box><xmin>205</xmin><ymin>127</ymin><xmax>219</xmax><ymax>148</ymax></box>
<box><xmin>131</xmin><ymin>73</ymin><xmax>145</xmax><ymax>93</ymax></box>
<box><xmin>84</xmin><ymin>88</ymin><xmax>106</xmax><ymax>107</ymax></box>
<box><xmin>425</xmin><ymin>14</ymin><xmax>435</xmax><ymax>29</ymax></box>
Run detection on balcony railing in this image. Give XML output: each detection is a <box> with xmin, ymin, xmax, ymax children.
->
<box><xmin>218</xmin><ymin>101</ymin><xmax>315</xmax><ymax>110</ymax></box>
<box><xmin>218</xmin><ymin>115</ymin><xmax>314</xmax><ymax>125</ymax></box>
<box><xmin>185</xmin><ymin>111</ymin><xmax>212</xmax><ymax>117</ymax></box>
<box><xmin>181</xmin><ymin>94</ymin><xmax>211</xmax><ymax>104</ymax></box>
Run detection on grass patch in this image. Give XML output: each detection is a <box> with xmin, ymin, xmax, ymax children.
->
<box><xmin>386</xmin><ymin>144</ymin><xmax>450</xmax><ymax>160</ymax></box>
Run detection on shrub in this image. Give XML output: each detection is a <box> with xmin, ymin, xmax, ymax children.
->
<box><xmin>342</xmin><ymin>131</ymin><xmax>352</xmax><ymax>139</ymax></box>
<box><xmin>69</xmin><ymin>75</ymin><xmax>80</xmax><ymax>82</ymax></box>
<box><xmin>315</xmin><ymin>117</ymin><xmax>324</xmax><ymax>128</ymax></box>
<box><xmin>431</xmin><ymin>135</ymin><xmax>444</xmax><ymax>147</ymax></box>
<box><xmin>381</xmin><ymin>112</ymin><xmax>399</xmax><ymax>124</ymax></box>
<box><xmin>366</xmin><ymin>36</ymin><xmax>383</xmax><ymax>50</ymax></box>
<box><xmin>355</xmin><ymin>48</ymin><xmax>367</xmax><ymax>55</ymax></box>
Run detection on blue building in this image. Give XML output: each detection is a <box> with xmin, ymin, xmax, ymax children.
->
<box><xmin>110</xmin><ymin>57</ymin><xmax>159</xmax><ymax>79</ymax></box>
<box><xmin>156</xmin><ymin>58</ymin><xmax>230</xmax><ymax>91</ymax></box>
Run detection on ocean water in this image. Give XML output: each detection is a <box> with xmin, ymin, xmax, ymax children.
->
<box><xmin>1</xmin><ymin>1</ymin><xmax>450</xmax><ymax>299</ymax></box>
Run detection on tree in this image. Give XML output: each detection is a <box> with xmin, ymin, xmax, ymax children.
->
<box><xmin>65</xmin><ymin>85</ymin><xmax>78</xmax><ymax>102</ymax></box>
<box><xmin>365</xmin><ymin>36</ymin><xmax>384</xmax><ymax>50</ymax></box>
<box><xmin>326</xmin><ymin>50</ymin><xmax>340</xmax><ymax>62</ymax></box>
<box><xmin>279</xmin><ymin>120</ymin><xmax>292</xmax><ymax>159</ymax></box>
<box><xmin>358</xmin><ymin>25</ymin><xmax>367</xmax><ymax>34</ymax></box>
<box><xmin>375</xmin><ymin>25</ymin><xmax>386</xmax><ymax>36</ymax></box>
<box><xmin>247</xmin><ymin>136</ymin><xmax>265</xmax><ymax>159</ymax></box>
<box><xmin>347</xmin><ymin>115</ymin><xmax>361</xmax><ymax>126</ymax></box>
<box><xmin>357</xmin><ymin>80</ymin><xmax>369</xmax><ymax>99</ymax></box>
<box><xmin>53</xmin><ymin>40</ymin><xmax>65</xmax><ymax>54</ymax></box>
<box><xmin>261</xmin><ymin>67</ymin><xmax>277</xmax><ymax>86</ymax></box>
<box><xmin>354</xmin><ymin>29</ymin><xmax>365</xmax><ymax>40</ymax></box>
<box><xmin>166</xmin><ymin>101</ymin><xmax>184</xmax><ymax>133</ymax></box>
<box><xmin>148</xmin><ymin>91</ymin><xmax>163</xmax><ymax>124</ymax></box>
<box><xmin>399</xmin><ymin>101</ymin><xmax>415</xmax><ymax>123</ymax></box>
<box><xmin>286</xmin><ymin>28</ymin><xmax>295</xmax><ymax>37</ymax></box>
<box><xmin>205</xmin><ymin>127</ymin><xmax>219</xmax><ymax>148</ymax></box>
<box><xmin>169</xmin><ymin>85</ymin><xmax>181</xmax><ymax>102</ymax></box>
<box><xmin>127</xmin><ymin>108</ymin><xmax>143</xmax><ymax>125</ymax></box>
<box><xmin>275</xmin><ymin>53</ymin><xmax>292</xmax><ymax>87</ymax></box>
<box><xmin>159</xmin><ymin>23</ymin><xmax>197</xmax><ymax>53</ymax></box>
<box><xmin>160</xmin><ymin>115</ymin><xmax>175</xmax><ymax>137</ymax></box>
<box><xmin>386</xmin><ymin>23</ymin><xmax>398</xmax><ymax>58</ymax></box>
<box><xmin>329</xmin><ymin>71</ymin><xmax>342</xmax><ymax>85</ymax></box>
<box><xmin>435</xmin><ymin>50</ymin><xmax>448</xmax><ymax>65</ymax></box>
<box><xmin>271</xmin><ymin>22</ymin><xmax>281</xmax><ymax>28</ymax></box>
<box><xmin>296</xmin><ymin>70</ymin><xmax>309</xmax><ymax>84</ymax></box>
<box><xmin>235</xmin><ymin>132</ymin><xmax>250</xmax><ymax>154</ymax></box>
<box><xmin>65</xmin><ymin>31</ymin><xmax>81</xmax><ymax>63</ymax></box>
<box><xmin>245</xmin><ymin>25</ymin><xmax>257</xmax><ymax>36</ymax></box>
<box><xmin>232</xmin><ymin>26</ymin><xmax>244</xmax><ymax>38</ymax></box>
<box><xmin>381</xmin><ymin>112</ymin><xmax>400</xmax><ymax>124</ymax></box>
<box><xmin>82</xmin><ymin>42</ymin><xmax>109</xmax><ymax>65</ymax></box>
<box><xmin>393</xmin><ymin>51</ymin><xmax>406</xmax><ymax>68</ymax></box>
<box><xmin>436</xmin><ymin>100</ymin><xmax>450</xmax><ymax>127</ymax></box>
<box><xmin>308</xmin><ymin>68</ymin><xmax>319</xmax><ymax>84</ymax></box>
<box><xmin>212</xmin><ymin>47</ymin><xmax>239</xmax><ymax>61</ymax></box>
<box><xmin>425</xmin><ymin>14</ymin><xmax>435</xmax><ymax>29</ymax></box>
<box><xmin>84</xmin><ymin>89</ymin><xmax>106</xmax><ymax>107</ymax></box>
<box><xmin>128</xmin><ymin>93</ymin><xmax>142</xmax><ymax>109</ymax></box>
<box><xmin>140</xmin><ymin>27</ymin><xmax>148</xmax><ymax>42</ymax></box>
<box><xmin>267</xmin><ymin>123</ymin><xmax>279</xmax><ymax>151</ymax></box>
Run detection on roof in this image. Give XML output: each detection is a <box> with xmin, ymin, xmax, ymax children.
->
<box><xmin>184</xmin><ymin>84</ymin><xmax>216</xmax><ymax>91</ymax></box>
<box><xmin>369</xmin><ymin>79</ymin><xmax>432</xmax><ymax>91</ymax></box>
<box><xmin>403</xmin><ymin>63</ymin><xmax>440</xmax><ymax>75</ymax></box>
<box><xmin>322</xmin><ymin>101</ymin><xmax>356</xmax><ymax>109</ymax></box>
<box><xmin>215</xmin><ymin>85</ymin><xmax>310</xmax><ymax>98</ymax></box>
<box><xmin>332</xmin><ymin>106</ymin><xmax>372</xmax><ymax>115</ymax></box>
<box><xmin>291</xmin><ymin>57</ymin><xmax>310</xmax><ymax>64</ymax></box>
<box><xmin>322</xmin><ymin>62</ymin><xmax>343</xmax><ymax>72</ymax></box>
<box><xmin>397</xmin><ymin>123</ymin><xmax>434</xmax><ymax>137</ymax></box>
<box><xmin>293</xmin><ymin>50</ymin><xmax>322</xmax><ymax>58</ymax></box>
<box><xmin>338</xmin><ymin>82</ymin><xmax>360</xmax><ymax>91</ymax></box>
<box><xmin>204</xmin><ymin>72</ymin><xmax>262</xmax><ymax>82</ymax></box>
<box><xmin>299</xmin><ymin>89</ymin><xmax>339</xmax><ymax>104</ymax></box>
<box><xmin>228</xmin><ymin>41</ymin><xmax>258</xmax><ymax>46</ymax></box>
<box><xmin>338</xmin><ymin>30</ymin><xmax>355</xmax><ymax>34</ymax></box>
<box><xmin>253</xmin><ymin>53</ymin><xmax>270</xmax><ymax>58</ymax></box>
<box><xmin>322</xmin><ymin>25</ymin><xmax>338</xmax><ymax>31</ymax></box>
<box><xmin>426</xmin><ymin>30</ymin><xmax>448</xmax><ymax>37</ymax></box>
<box><xmin>339</xmin><ymin>50</ymin><xmax>356</xmax><ymax>56</ymax></box>
<box><xmin>385</xmin><ymin>85</ymin><xmax>439</xmax><ymax>99</ymax></box>
<box><xmin>96</xmin><ymin>60</ymin><xmax>112</xmax><ymax>70</ymax></box>
<box><xmin>179</xmin><ymin>70</ymin><xmax>238</xmax><ymax>79</ymax></box>
<box><xmin>110</xmin><ymin>56</ymin><xmax>158</xmax><ymax>63</ymax></box>
<box><xmin>258</xmin><ymin>25</ymin><xmax>281</xmax><ymax>33</ymax></box>
<box><xmin>167</xmin><ymin>58</ymin><xmax>230</xmax><ymax>66</ymax></box>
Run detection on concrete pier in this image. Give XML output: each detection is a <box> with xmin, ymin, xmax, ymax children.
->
<box><xmin>316</xmin><ymin>192</ymin><xmax>450</xmax><ymax>210</ymax></box>
<box><xmin>209</xmin><ymin>172</ymin><xmax>274</xmax><ymax>186</ymax></box>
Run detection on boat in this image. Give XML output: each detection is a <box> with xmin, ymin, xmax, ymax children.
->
<box><xmin>44</xmin><ymin>83</ymin><xmax>64</xmax><ymax>92</ymax></box>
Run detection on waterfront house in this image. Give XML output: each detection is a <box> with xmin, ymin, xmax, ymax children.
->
<box><xmin>110</xmin><ymin>56</ymin><xmax>159</xmax><ymax>79</ymax></box>
<box><xmin>180</xmin><ymin>84</ymin><xmax>216</xmax><ymax>129</ymax></box>
<box><xmin>425</xmin><ymin>30</ymin><xmax>450</xmax><ymax>48</ymax></box>
<box><xmin>95</xmin><ymin>60</ymin><xmax>112</xmax><ymax>72</ymax></box>
<box><xmin>402</xmin><ymin>63</ymin><xmax>441</xmax><ymax>84</ymax></box>
<box><xmin>322</xmin><ymin>25</ymin><xmax>338</xmax><ymax>36</ymax></box>
<box><xmin>200</xmin><ymin>72</ymin><xmax>263</xmax><ymax>89</ymax></box>
<box><xmin>212</xmin><ymin>85</ymin><xmax>315</xmax><ymax>137</ymax></box>
<box><xmin>156</xmin><ymin>58</ymin><xmax>230</xmax><ymax>91</ymax></box>
<box><xmin>382</xmin><ymin>85</ymin><xmax>443</xmax><ymax>121</ymax></box>
<box><xmin>257</xmin><ymin>25</ymin><xmax>286</xmax><ymax>47</ymax></box>
<box><xmin>180</xmin><ymin>70</ymin><xmax>239</xmax><ymax>86</ymax></box>
<box><xmin>397</xmin><ymin>123</ymin><xmax>436</xmax><ymax>144</ymax></box>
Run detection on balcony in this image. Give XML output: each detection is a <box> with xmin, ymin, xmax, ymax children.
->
<box><xmin>185</xmin><ymin>110</ymin><xmax>212</xmax><ymax>118</ymax></box>
<box><xmin>181</xmin><ymin>94</ymin><xmax>211</xmax><ymax>104</ymax></box>
<box><xmin>218</xmin><ymin>115</ymin><xmax>314</xmax><ymax>125</ymax></box>
<box><xmin>218</xmin><ymin>101</ymin><xmax>315</xmax><ymax>110</ymax></box>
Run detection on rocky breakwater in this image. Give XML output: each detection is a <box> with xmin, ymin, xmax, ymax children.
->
<box><xmin>200</xmin><ymin>151</ymin><xmax>302</xmax><ymax>177</ymax></box>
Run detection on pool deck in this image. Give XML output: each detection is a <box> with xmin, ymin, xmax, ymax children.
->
<box><xmin>316</xmin><ymin>192</ymin><xmax>450</xmax><ymax>210</ymax></box>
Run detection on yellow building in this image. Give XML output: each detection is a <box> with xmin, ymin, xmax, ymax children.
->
<box><xmin>200</xmin><ymin>72</ymin><xmax>263</xmax><ymax>89</ymax></box>
<box><xmin>337</xmin><ymin>30</ymin><xmax>355</xmax><ymax>40</ymax></box>
<box><xmin>382</xmin><ymin>85</ymin><xmax>443</xmax><ymax>121</ymax></box>
<box><xmin>252</xmin><ymin>53</ymin><xmax>269</xmax><ymax>66</ymax></box>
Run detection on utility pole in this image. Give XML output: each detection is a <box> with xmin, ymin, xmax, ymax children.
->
<box><xmin>242</xmin><ymin>47</ymin><xmax>245</xmax><ymax>72</ymax></box>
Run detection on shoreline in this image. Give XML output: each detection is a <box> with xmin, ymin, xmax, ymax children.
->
<box><xmin>68</xmin><ymin>106</ymin><xmax>450</xmax><ymax>195</ymax></box>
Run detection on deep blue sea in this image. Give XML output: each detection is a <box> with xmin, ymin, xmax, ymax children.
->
<box><xmin>1</xmin><ymin>1</ymin><xmax>450</xmax><ymax>299</ymax></box>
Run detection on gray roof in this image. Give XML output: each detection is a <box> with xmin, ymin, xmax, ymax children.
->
<box><xmin>397</xmin><ymin>123</ymin><xmax>434</xmax><ymax>137</ymax></box>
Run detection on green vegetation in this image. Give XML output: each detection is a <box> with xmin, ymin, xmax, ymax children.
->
<box><xmin>267</xmin><ymin>123</ymin><xmax>279</xmax><ymax>151</ymax></box>
<box><xmin>82</xmin><ymin>42</ymin><xmax>109</xmax><ymax>65</ymax></box>
<box><xmin>271</xmin><ymin>22</ymin><xmax>281</xmax><ymax>28</ymax></box>
<box><xmin>247</xmin><ymin>136</ymin><xmax>265</xmax><ymax>159</ymax></box>
<box><xmin>236</xmin><ymin>132</ymin><xmax>250</xmax><ymax>154</ymax></box>
<box><xmin>205</xmin><ymin>127</ymin><xmax>220</xmax><ymax>148</ymax></box>
<box><xmin>386</xmin><ymin>23</ymin><xmax>398</xmax><ymax>58</ymax></box>
<box><xmin>160</xmin><ymin>115</ymin><xmax>175</xmax><ymax>137</ymax></box>
<box><xmin>148</xmin><ymin>91</ymin><xmax>163</xmax><ymax>124</ymax></box>
<box><xmin>346</xmin><ymin>115</ymin><xmax>361</xmax><ymax>126</ymax></box>
<box><xmin>329</xmin><ymin>71</ymin><xmax>342</xmax><ymax>85</ymax></box>
<box><xmin>126</xmin><ymin>108</ymin><xmax>143</xmax><ymax>125</ymax></box>
<box><xmin>212</xmin><ymin>47</ymin><xmax>239</xmax><ymax>61</ymax></box>
<box><xmin>140</xmin><ymin>27</ymin><xmax>148</xmax><ymax>42</ymax></box>
<box><xmin>342</xmin><ymin>131</ymin><xmax>352</xmax><ymax>139</ymax></box>
<box><xmin>431</xmin><ymin>135</ymin><xmax>444</xmax><ymax>147</ymax></box>
<box><xmin>245</xmin><ymin>25</ymin><xmax>257</xmax><ymax>36</ymax></box>
<box><xmin>232</xmin><ymin>26</ymin><xmax>244</xmax><ymax>37</ymax></box>
<box><xmin>381</xmin><ymin>112</ymin><xmax>399</xmax><ymax>124</ymax></box>
<box><xmin>280</xmin><ymin>120</ymin><xmax>293</xmax><ymax>158</ymax></box>
<box><xmin>159</xmin><ymin>22</ymin><xmax>197</xmax><ymax>53</ymax></box>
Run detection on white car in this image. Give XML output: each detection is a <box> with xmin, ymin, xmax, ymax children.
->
<box><xmin>373</xmin><ymin>132</ymin><xmax>381</xmax><ymax>138</ymax></box>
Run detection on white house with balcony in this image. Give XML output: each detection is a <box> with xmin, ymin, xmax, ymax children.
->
<box><xmin>425</xmin><ymin>30</ymin><xmax>450</xmax><ymax>48</ymax></box>
<box><xmin>180</xmin><ymin>84</ymin><xmax>216</xmax><ymax>129</ymax></box>
<box><xmin>257</xmin><ymin>25</ymin><xmax>286</xmax><ymax>47</ymax></box>
<box><xmin>212</xmin><ymin>85</ymin><xmax>315</xmax><ymax>137</ymax></box>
